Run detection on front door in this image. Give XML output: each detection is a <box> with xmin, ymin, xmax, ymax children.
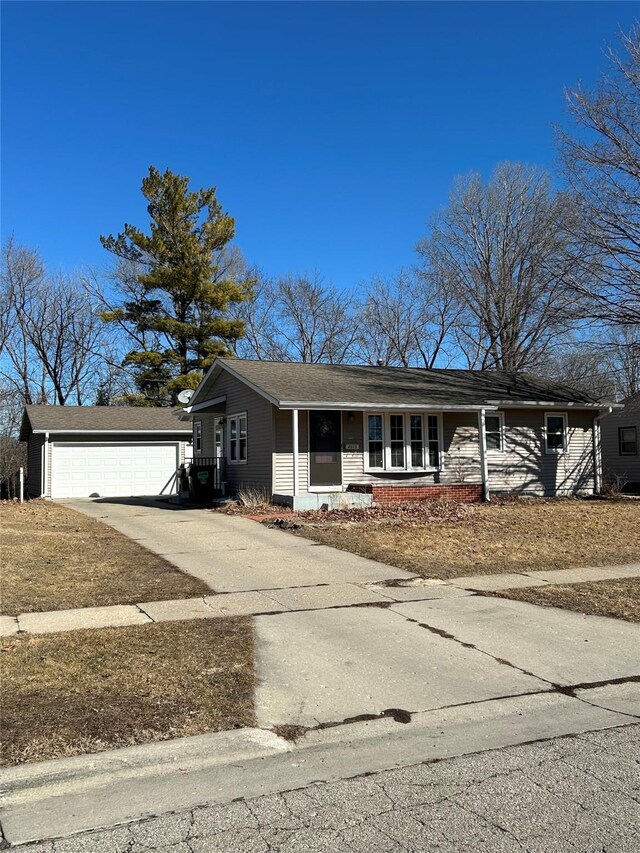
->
<box><xmin>309</xmin><ymin>410</ymin><xmax>342</xmax><ymax>487</ymax></box>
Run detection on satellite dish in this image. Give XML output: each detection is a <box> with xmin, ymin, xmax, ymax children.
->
<box><xmin>177</xmin><ymin>389</ymin><xmax>194</xmax><ymax>404</ymax></box>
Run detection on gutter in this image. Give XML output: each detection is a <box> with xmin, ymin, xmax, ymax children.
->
<box><xmin>31</xmin><ymin>429</ymin><xmax>191</xmax><ymax>435</ymax></box>
<box><xmin>277</xmin><ymin>402</ymin><xmax>498</xmax><ymax>412</ymax></box>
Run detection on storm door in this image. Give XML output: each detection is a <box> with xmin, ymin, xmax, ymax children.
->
<box><xmin>309</xmin><ymin>410</ymin><xmax>342</xmax><ymax>487</ymax></box>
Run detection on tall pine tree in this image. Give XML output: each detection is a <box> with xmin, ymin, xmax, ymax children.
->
<box><xmin>100</xmin><ymin>166</ymin><xmax>252</xmax><ymax>405</ymax></box>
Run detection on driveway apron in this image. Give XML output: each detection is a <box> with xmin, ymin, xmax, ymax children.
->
<box><xmin>66</xmin><ymin>499</ymin><xmax>640</xmax><ymax>731</ymax></box>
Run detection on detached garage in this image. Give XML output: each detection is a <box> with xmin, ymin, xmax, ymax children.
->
<box><xmin>20</xmin><ymin>406</ymin><xmax>192</xmax><ymax>499</ymax></box>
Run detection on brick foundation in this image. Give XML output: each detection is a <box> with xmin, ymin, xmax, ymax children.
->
<box><xmin>347</xmin><ymin>483</ymin><xmax>484</xmax><ymax>504</ymax></box>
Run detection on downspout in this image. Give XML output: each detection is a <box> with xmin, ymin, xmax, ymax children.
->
<box><xmin>292</xmin><ymin>409</ymin><xmax>299</xmax><ymax>498</ymax></box>
<box><xmin>42</xmin><ymin>431</ymin><xmax>49</xmax><ymax>497</ymax></box>
<box><xmin>593</xmin><ymin>407</ymin><xmax>612</xmax><ymax>495</ymax></box>
<box><xmin>478</xmin><ymin>409</ymin><xmax>490</xmax><ymax>502</ymax></box>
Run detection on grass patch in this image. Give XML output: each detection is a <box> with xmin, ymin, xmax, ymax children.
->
<box><xmin>0</xmin><ymin>618</ymin><xmax>255</xmax><ymax>766</ymax></box>
<box><xmin>290</xmin><ymin>499</ymin><xmax>640</xmax><ymax>579</ymax></box>
<box><xmin>1</xmin><ymin>500</ymin><xmax>212</xmax><ymax>615</ymax></box>
<box><xmin>491</xmin><ymin>578</ymin><xmax>640</xmax><ymax>623</ymax></box>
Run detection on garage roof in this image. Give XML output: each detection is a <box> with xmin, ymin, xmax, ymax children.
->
<box><xmin>20</xmin><ymin>405</ymin><xmax>191</xmax><ymax>439</ymax></box>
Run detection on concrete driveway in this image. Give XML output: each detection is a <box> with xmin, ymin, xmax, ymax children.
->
<box><xmin>67</xmin><ymin>498</ymin><xmax>413</xmax><ymax>592</ymax></box>
<box><xmin>67</xmin><ymin>498</ymin><xmax>640</xmax><ymax>732</ymax></box>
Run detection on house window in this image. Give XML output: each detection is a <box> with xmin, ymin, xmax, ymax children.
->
<box><xmin>484</xmin><ymin>413</ymin><xmax>504</xmax><ymax>452</ymax></box>
<box><xmin>427</xmin><ymin>415</ymin><xmax>439</xmax><ymax>467</ymax></box>
<box><xmin>545</xmin><ymin>413</ymin><xmax>567</xmax><ymax>454</ymax></box>
<box><xmin>389</xmin><ymin>414</ymin><xmax>405</xmax><ymax>468</ymax></box>
<box><xmin>367</xmin><ymin>414</ymin><xmax>384</xmax><ymax>469</ymax></box>
<box><xmin>365</xmin><ymin>413</ymin><xmax>440</xmax><ymax>472</ymax></box>
<box><xmin>410</xmin><ymin>415</ymin><xmax>424</xmax><ymax>467</ymax></box>
<box><xmin>194</xmin><ymin>421</ymin><xmax>202</xmax><ymax>454</ymax></box>
<box><xmin>619</xmin><ymin>426</ymin><xmax>638</xmax><ymax>456</ymax></box>
<box><xmin>228</xmin><ymin>413</ymin><xmax>247</xmax><ymax>463</ymax></box>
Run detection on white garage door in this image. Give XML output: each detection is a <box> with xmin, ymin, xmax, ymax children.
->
<box><xmin>51</xmin><ymin>443</ymin><xmax>179</xmax><ymax>499</ymax></box>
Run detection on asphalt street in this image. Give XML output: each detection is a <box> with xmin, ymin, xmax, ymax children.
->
<box><xmin>11</xmin><ymin>724</ymin><xmax>640</xmax><ymax>853</ymax></box>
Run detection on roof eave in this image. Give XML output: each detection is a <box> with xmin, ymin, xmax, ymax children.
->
<box><xmin>30</xmin><ymin>429</ymin><xmax>191</xmax><ymax>435</ymax></box>
<box><xmin>487</xmin><ymin>400</ymin><xmax>621</xmax><ymax>409</ymax></box>
<box><xmin>277</xmin><ymin>401</ymin><xmax>498</xmax><ymax>411</ymax></box>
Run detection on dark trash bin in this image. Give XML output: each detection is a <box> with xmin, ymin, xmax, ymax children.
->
<box><xmin>189</xmin><ymin>464</ymin><xmax>217</xmax><ymax>502</ymax></box>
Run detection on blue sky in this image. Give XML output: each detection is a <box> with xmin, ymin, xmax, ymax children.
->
<box><xmin>2</xmin><ymin>1</ymin><xmax>638</xmax><ymax>289</ymax></box>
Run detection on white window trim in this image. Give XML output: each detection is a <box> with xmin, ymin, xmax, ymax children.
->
<box><xmin>484</xmin><ymin>412</ymin><xmax>505</xmax><ymax>454</ymax></box>
<box><xmin>228</xmin><ymin>412</ymin><xmax>248</xmax><ymax>465</ymax></box>
<box><xmin>194</xmin><ymin>421</ymin><xmax>202</xmax><ymax>455</ymax></box>
<box><xmin>544</xmin><ymin>412</ymin><xmax>568</xmax><ymax>455</ymax></box>
<box><xmin>363</xmin><ymin>412</ymin><xmax>441</xmax><ymax>473</ymax></box>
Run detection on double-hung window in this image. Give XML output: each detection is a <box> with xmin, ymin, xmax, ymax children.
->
<box><xmin>544</xmin><ymin>413</ymin><xmax>567</xmax><ymax>454</ymax></box>
<box><xmin>410</xmin><ymin>415</ymin><xmax>424</xmax><ymax>467</ymax></box>
<box><xmin>365</xmin><ymin>413</ymin><xmax>440</xmax><ymax>471</ymax></box>
<box><xmin>619</xmin><ymin>426</ymin><xmax>638</xmax><ymax>456</ymax></box>
<box><xmin>484</xmin><ymin>413</ymin><xmax>504</xmax><ymax>452</ymax></box>
<box><xmin>194</xmin><ymin>421</ymin><xmax>202</xmax><ymax>454</ymax></box>
<box><xmin>389</xmin><ymin>414</ymin><xmax>405</xmax><ymax>468</ymax></box>
<box><xmin>228</xmin><ymin>412</ymin><xmax>247</xmax><ymax>463</ymax></box>
<box><xmin>367</xmin><ymin>414</ymin><xmax>384</xmax><ymax>468</ymax></box>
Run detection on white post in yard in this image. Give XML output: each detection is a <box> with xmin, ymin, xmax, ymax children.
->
<box><xmin>19</xmin><ymin>467</ymin><xmax>24</xmax><ymax>503</ymax></box>
<box><xmin>478</xmin><ymin>409</ymin><xmax>490</xmax><ymax>502</ymax></box>
<box><xmin>292</xmin><ymin>409</ymin><xmax>299</xmax><ymax>498</ymax></box>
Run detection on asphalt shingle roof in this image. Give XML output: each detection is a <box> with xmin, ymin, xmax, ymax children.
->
<box><xmin>21</xmin><ymin>405</ymin><xmax>191</xmax><ymax>437</ymax></box>
<box><xmin>213</xmin><ymin>359</ymin><xmax>609</xmax><ymax>408</ymax></box>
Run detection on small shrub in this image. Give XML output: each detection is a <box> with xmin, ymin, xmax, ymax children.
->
<box><xmin>236</xmin><ymin>485</ymin><xmax>272</xmax><ymax>507</ymax></box>
<box><xmin>601</xmin><ymin>469</ymin><xmax>629</xmax><ymax>497</ymax></box>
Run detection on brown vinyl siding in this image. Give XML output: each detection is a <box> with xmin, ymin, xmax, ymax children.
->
<box><xmin>272</xmin><ymin>408</ymin><xmax>595</xmax><ymax>494</ymax></box>
<box><xmin>600</xmin><ymin>404</ymin><xmax>640</xmax><ymax>486</ymax></box>
<box><xmin>441</xmin><ymin>413</ymin><xmax>481</xmax><ymax>484</ymax></box>
<box><xmin>26</xmin><ymin>435</ymin><xmax>44</xmax><ymax>498</ymax></box>
<box><xmin>441</xmin><ymin>410</ymin><xmax>594</xmax><ymax>496</ymax></box>
<box><xmin>198</xmin><ymin>371</ymin><xmax>274</xmax><ymax>494</ymax></box>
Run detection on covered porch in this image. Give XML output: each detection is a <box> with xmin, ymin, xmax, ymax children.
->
<box><xmin>273</xmin><ymin>406</ymin><xmax>494</xmax><ymax>510</ymax></box>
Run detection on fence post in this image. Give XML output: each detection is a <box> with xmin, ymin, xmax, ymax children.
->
<box><xmin>19</xmin><ymin>467</ymin><xmax>24</xmax><ymax>503</ymax></box>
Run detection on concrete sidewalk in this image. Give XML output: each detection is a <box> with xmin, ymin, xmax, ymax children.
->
<box><xmin>3</xmin><ymin>561</ymin><xmax>638</xmax><ymax>636</ymax></box>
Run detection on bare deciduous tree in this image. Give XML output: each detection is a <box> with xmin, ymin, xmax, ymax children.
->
<box><xmin>1</xmin><ymin>238</ymin><xmax>109</xmax><ymax>406</ymax></box>
<box><xmin>355</xmin><ymin>269</ymin><xmax>458</xmax><ymax>367</ymax></box>
<box><xmin>558</xmin><ymin>25</ymin><xmax>640</xmax><ymax>327</ymax></box>
<box><xmin>232</xmin><ymin>272</ymin><xmax>358</xmax><ymax>363</ymax></box>
<box><xmin>416</xmin><ymin>162</ymin><xmax>583</xmax><ymax>371</ymax></box>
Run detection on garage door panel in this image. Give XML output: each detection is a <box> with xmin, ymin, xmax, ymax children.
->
<box><xmin>51</xmin><ymin>443</ymin><xmax>179</xmax><ymax>499</ymax></box>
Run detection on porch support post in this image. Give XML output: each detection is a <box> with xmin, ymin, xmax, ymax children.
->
<box><xmin>478</xmin><ymin>409</ymin><xmax>490</xmax><ymax>502</ymax></box>
<box><xmin>292</xmin><ymin>408</ymin><xmax>299</xmax><ymax>497</ymax></box>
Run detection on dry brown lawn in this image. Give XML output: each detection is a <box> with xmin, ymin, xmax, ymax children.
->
<box><xmin>492</xmin><ymin>578</ymin><xmax>640</xmax><ymax>623</ymax></box>
<box><xmin>0</xmin><ymin>618</ymin><xmax>256</xmax><ymax>766</ymax></box>
<box><xmin>292</xmin><ymin>499</ymin><xmax>640</xmax><ymax>579</ymax></box>
<box><xmin>1</xmin><ymin>500</ymin><xmax>212</xmax><ymax>616</ymax></box>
